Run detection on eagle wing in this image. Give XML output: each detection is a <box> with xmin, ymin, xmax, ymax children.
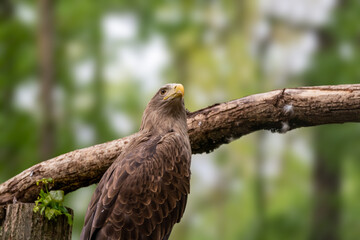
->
<box><xmin>81</xmin><ymin>131</ymin><xmax>191</xmax><ymax>240</ymax></box>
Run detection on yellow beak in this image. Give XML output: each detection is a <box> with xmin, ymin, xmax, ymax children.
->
<box><xmin>163</xmin><ymin>84</ymin><xmax>184</xmax><ymax>100</ymax></box>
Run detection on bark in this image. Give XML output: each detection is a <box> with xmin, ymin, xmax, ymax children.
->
<box><xmin>0</xmin><ymin>203</ymin><xmax>73</xmax><ymax>240</ymax></box>
<box><xmin>0</xmin><ymin>84</ymin><xmax>359</xmax><ymax>206</ymax></box>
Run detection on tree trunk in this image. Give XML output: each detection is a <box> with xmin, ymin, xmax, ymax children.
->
<box><xmin>38</xmin><ymin>0</ymin><xmax>56</xmax><ymax>161</ymax></box>
<box><xmin>0</xmin><ymin>0</ymin><xmax>15</xmax><ymax>115</ymax></box>
<box><xmin>91</xmin><ymin>7</ymin><xmax>108</xmax><ymax>143</ymax></box>
<box><xmin>310</xmin><ymin>126</ymin><xmax>341</xmax><ymax>240</ymax></box>
<box><xmin>254</xmin><ymin>132</ymin><xmax>266</xmax><ymax>240</ymax></box>
<box><xmin>0</xmin><ymin>203</ymin><xmax>73</xmax><ymax>240</ymax></box>
<box><xmin>310</xmin><ymin>152</ymin><xmax>340</xmax><ymax>240</ymax></box>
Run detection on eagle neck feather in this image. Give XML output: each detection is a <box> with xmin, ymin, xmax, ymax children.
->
<box><xmin>140</xmin><ymin>100</ymin><xmax>187</xmax><ymax>135</ymax></box>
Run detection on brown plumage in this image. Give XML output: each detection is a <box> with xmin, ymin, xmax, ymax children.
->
<box><xmin>80</xmin><ymin>83</ymin><xmax>191</xmax><ymax>240</ymax></box>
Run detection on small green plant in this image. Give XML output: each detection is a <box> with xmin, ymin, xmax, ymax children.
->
<box><xmin>33</xmin><ymin>178</ymin><xmax>72</xmax><ymax>225</ymax></box>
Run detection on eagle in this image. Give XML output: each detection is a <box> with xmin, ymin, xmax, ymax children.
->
<box><xmin>80</xmin><ymin>83</ymin><xmax>192</xmax><ymax>240</ymax></box>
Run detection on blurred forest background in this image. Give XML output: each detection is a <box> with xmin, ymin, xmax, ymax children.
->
<box><xmin>1</xmin><ymin>0</ymin><xmax>360</xmax><ymax>239</ymax></box>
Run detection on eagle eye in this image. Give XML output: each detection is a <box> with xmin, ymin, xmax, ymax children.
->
<box><xmin>160</xmin><ymin>89</ymin><xmax>167</xmax><ymax>95</ymax></box>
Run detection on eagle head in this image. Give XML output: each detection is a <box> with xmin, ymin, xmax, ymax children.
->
<box><xmin>140</xmin><ymin>83</ymin><xmax>186</xmax><ymax>133</ymax></box>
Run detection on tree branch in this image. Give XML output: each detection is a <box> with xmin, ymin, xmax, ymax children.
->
<box><xmin>1</xmin><ymin>84</ymin><xmax>359</xmax><ymax>205</ymax></box>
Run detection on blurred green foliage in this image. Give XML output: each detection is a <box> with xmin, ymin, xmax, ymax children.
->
<box><xmin>1</xmin><ymin>0</ymin><xmax>360</xmax><ymax>240</ymax></box>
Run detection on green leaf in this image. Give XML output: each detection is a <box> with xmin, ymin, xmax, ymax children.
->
<box><xmin>40</xmin><ymin>206</ymin><xmax>45</xmax><ymax>215</ymax></box>
<box><xmin>42</xmin><ymin>194</ymin><xmax>52</xmax><ymax>206</ymax></box>
<box><xmin>49</xmin><ymin>190</ymin><xmax>64</xmax><ymax>203</ymax></box>
<box><xmin>33</xmin><ymin>205</ymin><xmax>39</xmax><ymax>213</ymax></box>
<box><xmin>33</xmin><ymin>178</ymin><xmax>72</xmax><ymax>226</ymax></box>
<box><xmin>59</xmin><ymin>206</ymin><xmax>68</xmax><ymax>213</ymax></box>
<box><xmin>65</xmin><ymin>212</ymin><xmax>73</xmax><ymax>226</ymax></box>
<box><xmin>45</xmin><ymin>208</ymin><xmax>62</xmax><ymax>221</ymax></box>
